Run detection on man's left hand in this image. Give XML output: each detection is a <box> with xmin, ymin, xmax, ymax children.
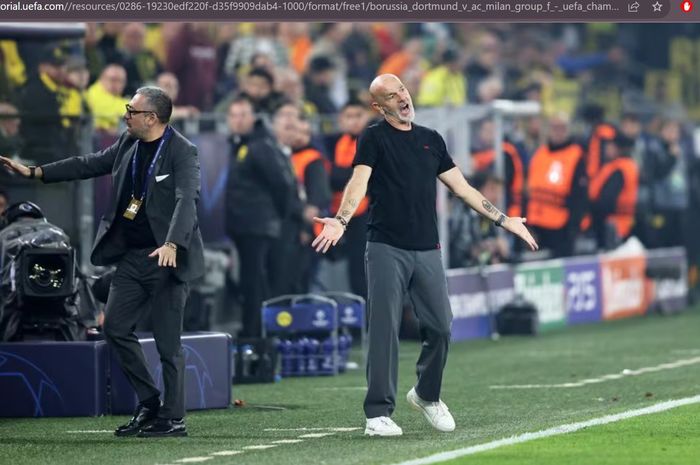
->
<box><xmin>149</xmin><ymin>245</ymin><xmax>177</xmax><ymax>267</ymax></box>
<box><xmin>503</xmin><ymin>217</ymin><xmax>539</xmax><ymax>251</ymax></box>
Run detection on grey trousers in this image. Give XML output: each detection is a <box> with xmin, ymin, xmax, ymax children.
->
<box><xmin>103</xmin><ymin>248</ymin><xmax>188</xmax><ymax>419</ymax></box>
<box><xmin>363</xmin><ymin>241</ymin><xmax>453</xmax><ymax>419</ymax></box>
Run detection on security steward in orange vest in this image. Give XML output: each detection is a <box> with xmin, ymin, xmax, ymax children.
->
<box><xmin>526</xmin><ymin>113</ymin><xmax>587</xmax><ymax>257</ymax></box>
<box><xmin>586</xmin><ymin>133</ymin><xmax>639</xmax><ymax>249</ymax></box>
<box><xmin>581</xmin><ymin>104</ymin><xmax>616</xmax><ymax>179</ymax></box>
<box><xmin>326</xmin><ymin>100</ymin><xmax>371</xmax><ymax>298</ymax></box>
<box><xmin>289</xmin><ymin>116</ymin><xmax>332</xmax><ymax>292</ymax></box>
<box><xmin>471</xmin><ymin>119</ymin><xmax>524</xmax><ymax>218</ymax></box>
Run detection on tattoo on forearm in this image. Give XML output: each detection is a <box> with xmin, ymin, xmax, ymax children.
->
<box><xmin>348</xmin><ymin>198</ymin><xmax>358</xmax><ymax>207</ymax></box>
<box><xmin>482</xmin><ymin>200</ymin><xmax>503</xmax><ymax>219</ymax></box>
<box><xmin>340</xmin><ymin>209</ymin><xmax>352</xmax><ymax>219</ymax></box>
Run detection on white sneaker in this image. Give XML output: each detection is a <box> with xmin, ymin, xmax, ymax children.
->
<box><xmin>406</xmin><ymin>387</ymin><xmax>455</xmax><ymax>432</ymax></box>
<box><xmin>364</xmin><ymin>416</ymin><xmax>403</xmax><ymax>437</ymax></box>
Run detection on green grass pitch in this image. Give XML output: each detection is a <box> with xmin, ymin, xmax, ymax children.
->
<box><xmin>1</xmin><ymin>307</ymin><xmax>698</xmax><ymax>465</ymax></box>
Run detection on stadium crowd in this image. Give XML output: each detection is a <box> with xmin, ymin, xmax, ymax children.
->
<box><xmin>1</xmin><ymin>22</ymin><xmax>700</xmax><ymax>337</ymax></box>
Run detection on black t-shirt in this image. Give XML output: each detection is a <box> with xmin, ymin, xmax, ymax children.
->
<box><xmin>353</xmin><ymin>120</ymin><xmax>455</xmax><ymax>250</ymax></box>
<box><xmin>116</xmin><ymin>137</ymin><xmax>162</xmax><ymax>249</ymax></box>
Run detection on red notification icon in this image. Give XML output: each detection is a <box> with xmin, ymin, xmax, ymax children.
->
<box><xmin>681</xmin><ymin>0</ymin><xmax>693</xmax><ymax>12</ymax></box>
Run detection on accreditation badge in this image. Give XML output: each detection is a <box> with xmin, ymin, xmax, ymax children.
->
<box><xmin>123</xmin><ymin>197</ymin><xmax>143</xmax><ymax>220</ymax></box>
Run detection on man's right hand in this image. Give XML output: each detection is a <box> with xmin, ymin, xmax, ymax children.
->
<box><xmin>311</xmin><ymin>217</ymin><xmax>345</xmax><ymax>253</ymax></box>
<box><xmin>0</xmin><ymin>156</ymin><xmax>32</xmax><ymax>178</ymax></box>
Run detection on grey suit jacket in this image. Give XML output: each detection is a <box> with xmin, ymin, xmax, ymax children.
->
<box><xmin>40</xmin><ymin>127</ymin><xmax>205</xmax><ymax>283</ymax></box>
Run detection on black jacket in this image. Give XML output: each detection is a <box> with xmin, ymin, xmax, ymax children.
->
<box><xmin>40</xmin><ymin>127</ymin><xmax>205</xmax><ymax>283</ymax></box>
<box><xmin>225</xmin><ymin>131</ymin><xmax>296</xmax><ymax>238</ymax></box>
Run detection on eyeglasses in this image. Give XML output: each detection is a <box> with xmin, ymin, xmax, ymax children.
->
<box><xmin>125</xmin><ymin>104</ymin><xmax>155</xmax><ymax>118</ymax></box>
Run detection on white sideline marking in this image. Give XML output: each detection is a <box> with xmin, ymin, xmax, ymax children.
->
<box><xmin>66</xmin><ymin>430</ymin><xmax>113</xmax><ymax>434</ymax></box>
<box><xmin>490</xmin><ymin>356</ymin><xmax>700</xmax><ymax>389</ymax></box>
<box><xmin>271</xmin><ymin>439</ymin><xmax>304</xmax><ymax>444</ymax></box>
<box><xmin>298</xmin><ymin>432</ymin><xmax>336</xmax><ymax>438</ymax></box>
<box><xmin>264</xmin><ymin>427</ymin><xmax>360</xmax><ymax>432</ymax></box>
<box><xmin>209</xmin><ymin>451</ymin><xmax>243</xmax><ymax>456</ymax></box>
<box><xmin>242</xmin><ymin>445</ymin><xmax>278</xmax><ymax>450</ymax></box>
<box><xmin>390</xmin><ymin>395</ymin><xmax>700</xmax><ymax>465</ymax></box>
<box><xmin>174</xmin><ymin>458</ymin><xmax>213</xmax><ymax>463</ymax></box>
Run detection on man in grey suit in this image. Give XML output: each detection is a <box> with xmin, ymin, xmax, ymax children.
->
<box><xmin>1</xmin><ymin>87</ymin><xmax>204</xmax><ymax>438</ymax></box>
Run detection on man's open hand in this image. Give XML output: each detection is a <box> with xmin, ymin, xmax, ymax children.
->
<box><xmin>311</xmin><ymin>217</ymin><xmax>345</xmax><ymax>253</ymax></box>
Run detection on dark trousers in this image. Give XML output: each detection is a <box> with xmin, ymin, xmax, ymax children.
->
<box><xmin>363</xmin><ymin>241</ymin><xmax>452</xmax><ymax>419</ymax></box>
<box><xmin>269</xmin><ymin>220</ymin><xmax>302</xmax><ymax>296</ymax></box>
<box><xmin>103</xmin><ymin>249</ymin><xmax>188</xmax><ymax>419</ymax></box>
<box><xmin>233</xmin><ymin>234</ymin><xmax>273</xmax><ymax>338</ymax></box>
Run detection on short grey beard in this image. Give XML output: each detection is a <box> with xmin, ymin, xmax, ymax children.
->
<box><xmin>384</xmin><ymin>105</ymin><xmax>414</xmax><ymax>124</ymax></box>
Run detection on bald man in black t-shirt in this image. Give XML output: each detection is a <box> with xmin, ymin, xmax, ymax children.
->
<box><xmin>312</xmin><ymin>74</ymin><xmax>538</xmax><ymax>437</ymax></box>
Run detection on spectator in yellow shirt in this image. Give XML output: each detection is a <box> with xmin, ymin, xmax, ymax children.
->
<box><xmin>85</xmin><ymin>64</ymin><xmax>129</xmax><ymax>134</ymax></box>
<box><xmin>416</xmin><ymin>49</ymin><xmax>466</xmax><ymax>107</ymax></box>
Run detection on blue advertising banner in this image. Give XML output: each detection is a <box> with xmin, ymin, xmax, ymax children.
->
<box><xmin>447</xmin><ymin>265</ymin><xmax>514</xmax><ymax>342</ymax></box>
<box><xmin>564</xmin><ymin>257</ymin><xmax>603</xmax><ymax>325</ymax></box>
<box><xmin>0</xmin><ymin>341</ymin><xmax>108</xmax><ymax>417</ymax></box>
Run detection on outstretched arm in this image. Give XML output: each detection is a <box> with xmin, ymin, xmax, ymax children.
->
<box><xmin>438</xmin><ymin>166</ymin><xmax>538</xmax><ymax>251</ymax></box>
<box><xmin>311</xmin><ymin>164</ymin><xmax>372</xmax><ymax>253</ymax></box>
<box><xmin>1</xmin><ymin>138</ymin><xmax>121</xmax><ymax>182</ymax></box>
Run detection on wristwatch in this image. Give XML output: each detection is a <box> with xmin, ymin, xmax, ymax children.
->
<box><xmin>495</xmin><ymin>214</ymin><xmax>507</xmax><ymax>228</ymax></box>
<box><xmin>28</xmin><ymin>166</ymin><xmax>37</xmax><ymax>179</ymax></box>
<box><xmin>335</xmin><ymin>216</ymin><xmax>348</xmax><ymax>230</ymax></box>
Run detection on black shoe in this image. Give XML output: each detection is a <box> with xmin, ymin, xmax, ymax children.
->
<box><xmin>114</xmin><ymin>402</ymin><xmax>160</xmax><ymax>437</ymax></box>
<box><xmin>137</xmin><ymin>418</ymin><xmax>187</xmax><ymax>438</ymax></box>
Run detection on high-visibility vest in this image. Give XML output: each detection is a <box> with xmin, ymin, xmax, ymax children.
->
<box><xmin>526</xmin><ymin>143</ymin><xmax>584</xmax><ymax>230</ymax></box>
<box><xmin>291</xmin><ymin>147</ymin><xmax>326</xmax><ymax>184</ymax></box>
<box><xmin>586</xmin><ymin>123</ymin><xmax>616</xmax><ymax>179</ymax></box>
<box><xmin>472</xmin><ymin>141</ymin><xmax>524</xmax><ymax>217</ymax></box>
<box><xmin>587</xmin><ymin>157</ymin><xmax>639</xmax><ymax>238</ymax></box>
<box><xmin>330</xmin><ymin>134</ymin><xmax>369</xmax><ymax>217</ymax></box>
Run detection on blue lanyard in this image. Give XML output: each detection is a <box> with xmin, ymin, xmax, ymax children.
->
<box><xmin>131</xmin><ymin>126</ymin><xmax>173</xmax><ymax>200</ymax></box>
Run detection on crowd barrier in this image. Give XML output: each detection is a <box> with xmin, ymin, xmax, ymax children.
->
<box><xmin>447</xmin><ymin>247</ymin><xmax>688</xmax><ymax>342</ymax></box>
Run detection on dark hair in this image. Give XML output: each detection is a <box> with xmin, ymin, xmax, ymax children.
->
<box><xmin>271</xmin><ymin>98</ymin><xmax>297</xmax><ymax>117</ymax></box>
<box><xmin>580</xmin><ymin>103</ymin><xmax>605</xmax><ymax>124</ymax></box>
<box><xmin>612</xmin><ymin>133</ymin><xmax>635</xmax><ymax>151</ymax></box>
<box><xmin>341</xmin><ymin>99</ymin><xmax>366</xmax><ymax>112</ymax></box>
<box><xmin>308</xmin><ymin>55</ymin><xmax>335</xmax><ymax>72</ymax></box>
<box><xmin>135</xmin><ymin>86</ymin><xmax>172</xmax><ymax>123</ymax></box>
<box><xmin>248</xmin><ymin>67</ymin><xmax>274</xmax><ymax>86</ymax></box>
<box><xmin>229</xmin><ymin>94</ymin><xmax>255</xmax><ymax>111</ymax></box>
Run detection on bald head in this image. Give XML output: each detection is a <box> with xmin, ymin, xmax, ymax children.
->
<box><xmin>369</xmin><ymin>74</ymin><xmax>414</xmax><ymax>130</ymax></box>
<box><xmin>369</xmin><ymin>74</ymin><xmax>402</xmax><ymax>100</ymax></box>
